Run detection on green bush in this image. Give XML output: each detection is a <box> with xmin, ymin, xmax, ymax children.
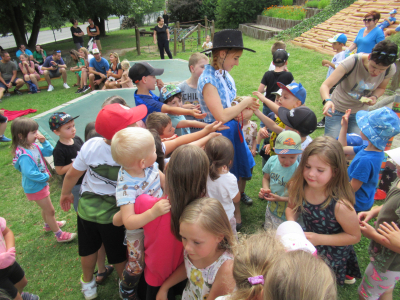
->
<box><xmin>167</xmin><ymin>0</ymin><xmax>202</xmax><ymax>22</ymax></box>
<box><xmin>282</xmin><ymin>0</ymin><xmax>293</xmax><ymax>5</ymax></box>
<box><xmin>216</xmin><ymin>0</ymin><xmax>280</xmax><ymax>28</ymax></box>
<box><xmin>305</xmin><ymin>0</ymin><xmax>319</xmax><ymax>8</ymax></box>
<box><xmin>198</xmin><ymin>0</ymin><xmax>218</xmax><ymax>22</ymax></box>
<box><xmin>262</xmin><ymin>6</ymin><xmax>306</xmax><ymax>20</ymax></box>
<box><xmin>318</xmin><ymin>0</ymin><xmax>330</xmax><ymax>9</ymax></box>
<box><xmin>276</xmin><ymin>0</ymin><xmax>356</xmax><ymax>40</ymax></box>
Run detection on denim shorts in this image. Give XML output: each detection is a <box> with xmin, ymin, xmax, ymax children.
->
<box><xmin>324</xmin><ymin>109</ymin><xmax>360</xmax><ymax>138</ymax></box>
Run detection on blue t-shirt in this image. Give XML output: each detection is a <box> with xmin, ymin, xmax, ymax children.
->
<box><xmin>378</xmin><ymin>17</ymin><xmax>396</xmax><ymax>29</ymax></box>
<box><xmin>89</xmin><ymin>57</ymin><xmax>109</xmax><ymax>75</ymax></box>
<box><xmin>168</xmin><ymin>114</ymin><xmax>190</xmax><ymax>136</ymax></box>
<box><xmin>134</xmin><ymin>90</ymin><xmax>164</xmax><ymax>123</ymax></box>
<box><xmin>16</xmin><ymin>49</ymin><xmax>33</xmax><ymax>58</ymax></box>
<box><xmin>42</xmin><ymin>56</ymin><xmax>65</xmax><ymax>73</ymax></box>
<box><xmin>354</xmin><ymin>27</ymin><xmax>385</xmax><ymax>54</ymax></box>
<box><xmin>262</xmin><ymin>155</ymin><xmax>299</xmax><ymax>220</ymax></box>
<box><xmin>348</xmin><ymin>145</ymin><xmax>385</xmax><ymax>212</ymax></box>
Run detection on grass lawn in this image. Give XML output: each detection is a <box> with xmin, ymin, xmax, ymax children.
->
<box><xmin>0</xmin><ymin>30</ymin><xmax>398</xmax><ymax>299</ymax></box>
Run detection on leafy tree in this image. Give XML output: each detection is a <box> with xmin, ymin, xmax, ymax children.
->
<box><xmin>167</xmin><ymin>0</ymin><xmax>202</xmax><ymax>23</ymax></box>
<box><xmin>199</xmin><ymin>0</ymin><xmax>218</xmax><ymax>22</ymax></box>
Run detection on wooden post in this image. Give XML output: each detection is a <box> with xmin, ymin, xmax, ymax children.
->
<box><xmin>176</xmin><ymin>21</ymin><xmax>180</xmax><ymax>30</ymax></box>
<box><xmin>173</xmin><ymin>27</ymin><xmax>177</xmax><ymax>56</ymax></box>
<box><xmin>135</xmin><ymin>26</ymin><xmax>141</xmax><ymax>55</ymax></box>
<box><xmin>197</xmin><ymin>24</ymin><xmax>201</xmax><ymax>45</ymax></box>
<box><xmin>211</xmin><ymin>20</ymin><xmax>215</xmax><ymax>41</ymax></box>
<box><xmin>205</xmin><ymin>16</ymin><xmax>208</xmax><ymax>36</ymax></box>
<box><xmin>182</xmin><ymin>39</ymin><xmax>186</xmax><ymax>52</ymax></box>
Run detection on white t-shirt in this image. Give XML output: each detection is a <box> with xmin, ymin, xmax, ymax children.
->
<box><xmin>326</xmin><ymin>51</ymin><xmax>346</xmax><ymax>79</ymax></box>
<box><xmin>206</xmin><ymin>172</ymin><xmax>239</xmax><ymax>220</ymax></box>
<box><xmin>268</xmin><ymin>61</ymin><xmax>275</xmax><ymax>71</ymax></box>
<box><xmin>298</xmin><ymin>135</ymin><xmax>313</xmax><ymax>162</ymax></box>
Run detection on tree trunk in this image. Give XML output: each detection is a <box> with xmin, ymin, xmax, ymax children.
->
<box><xmin>28</xmin><ymin>8</ymin><xmax>43</xmax><ymax>49</ymax></box>
<box><xmin>93</xmin><ymin>16</ymin><xmax>106</xmax><ymax>37</ymax></box>
<box><xmin>5</xmin><ymin>4</ymin><xmax>26</xmax><ymax>47</ymax></box>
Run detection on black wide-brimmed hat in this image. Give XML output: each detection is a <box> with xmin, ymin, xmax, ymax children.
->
<box><xmin>201</xmin><ymin>29</ymin><xmax>256</xmax><ymax>53</ymax></box>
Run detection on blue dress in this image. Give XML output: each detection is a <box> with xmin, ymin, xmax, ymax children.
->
<box><xmin>197</xmin><ymin>64</ymin><xmax>255</xmax><ymax>179</ymax></box>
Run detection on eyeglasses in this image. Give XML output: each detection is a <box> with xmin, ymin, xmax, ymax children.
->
<box><xmin>371</xmin><ymin>51</ymin><xmax>398</xmax><ymax>63</ymax></box>
<box><xmin>363</xmin><ymin>18</ymin><xmax>374</xmax><ymax>22</ymax></box>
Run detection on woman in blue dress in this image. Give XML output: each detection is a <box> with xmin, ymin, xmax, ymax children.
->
<box><xmin>198</xmin><ymin>29</ymin><xmax>259</xmax><ymax>211</ymax></box>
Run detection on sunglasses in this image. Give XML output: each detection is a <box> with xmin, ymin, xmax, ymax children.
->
<box><xmin>363</xmin><ymin>18</ymin><xmax>374</xmax><ymax>22</ymax></box>
<box><xmin>371</xmin><ymin>51</ymin><xmax>398</xmax><ymax>63</ymax></box>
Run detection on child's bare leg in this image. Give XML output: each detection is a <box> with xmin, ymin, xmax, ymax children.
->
<box><xmin>238</xmin><ymin>178</ymin><xmax>246</xmax><ymax>194</ymax></box>
<box><xmin>114</xmin><ymin>260</ymin><xmax>127</xmax><ymax>280</ymax></box>
<box><xmin>14</xmin><ymin>294</ymin><xmax>23</xmax><ymax>300</ymax></box>
<box><xmin>234</xmin><ymin>201</ymin><xmax>241</xmax><ymax>224</ymax></box>
<box><xmin>35</xmin><ymin>196</ymin><xmax>60</xmax><ymax>232</ymax></box>
<box><xmin>14</xmin><ymin>276</ymin><xmax>28</xmax><ymax>294</ymax></box>
<box><xmin>96</xmin><ymin>244</ymin><xmax>107</xmax><ymax>280</ymax></box>
<box><xmin>379</xmin><ymin>288</ymin><xmax>394</xmax><ymax>300</ymax></box>
<box><xmin>75</xmin><ymin>73</ymin><xmax>80</xmax><ymax>86</ymax></box>
<box><xmin>81</xmin><ymin>252</ymin><xmax>98</xmax><ymax>282</ymax></box>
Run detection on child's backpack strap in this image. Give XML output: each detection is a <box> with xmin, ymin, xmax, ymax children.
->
<box><xmin>329</xmin><ymin>55</ymin><xmax>359</xmax><ymax>94</ymax></box>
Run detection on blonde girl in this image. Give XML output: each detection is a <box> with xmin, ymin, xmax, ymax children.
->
<box><xmin>205</xmin><ymin>136</ymin><xmax>241</xmax><ymax>235</ymax></box>
<box><xmin>264</xmin><ymin>250</ymin><xmax>337</xmax><ymax>300</ymax></box>
<box><xmin>11</xmin><ymin>117</ymin><xmax>76</xmax><ymax>243</ymax></box>
<box><xmin>103</xmin><ymin>52</ymin><xmax>122</xmax><ymax>90</ymax></box>
<box><xmin>286</xmin><ymin>136</ymin><xmax>361</xmax><ymax>285</ymax></box>
<box><xmin>18</xmin><ymin>53</ymin><xmax>40</xmax><ymax>92</ymax></box>
<box><xmin>118</xmin><ymin>59</ymin><xmax>134</xmax><ymax>88</ymax></box>
<box><xmin>69</xmin><ymin>49</ymin><xmax>86</xmax><ymax>92</ymax></box>
<box><xmin>157</xmin><ymin>197</ymin><xmax>236</xmax><ymax>300</ymax></box>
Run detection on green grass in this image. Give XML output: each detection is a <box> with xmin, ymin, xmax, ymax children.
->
<box><xmin>0</xmin><ymin>30</ymin><xmax>399</xmax><ymax>299</ymax></box>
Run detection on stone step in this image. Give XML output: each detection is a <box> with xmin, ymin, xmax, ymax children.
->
<box><xmin>239</xmin><ymin>23</ymin><xmax>281</xmax><ymax>41</ymax></box>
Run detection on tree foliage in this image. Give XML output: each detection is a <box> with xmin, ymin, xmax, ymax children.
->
<box><xmin>167</xmin><ymin>0</ymin><xmax>203</xmax><ymax>23</ymax></box>
<box><xmin>198</xmin><ymin>0</ymin><xmax>218</xmax><ymax>22</ymax></box>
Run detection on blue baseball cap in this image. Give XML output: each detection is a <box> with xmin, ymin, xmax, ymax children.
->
<box><xmin>335</xmin><ymin>133</ymin><xmax>368</xmax><ymax>146</ymax></box>
<box><xmin>390</xmin><ymin>9</ymin><xmax>397</xmax><ymax>15</ymax></box>
<box><xmin>277</xmin><ymin>82</ymin><xmax>307</xmax><ymax>105</ymax></box>
<box><xmin>328</xmin><ymin>33</ymin><xmax>347</xmax><ymax>45</ymax></box>
<box><xmin>356</xmin><ymin>107</ymin><xmax>400</xmax><ymax>150</ymax></box>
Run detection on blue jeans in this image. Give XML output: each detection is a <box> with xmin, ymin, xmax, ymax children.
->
<box><xmin>260</xmin><ymin>105</ymin><xmax>272</xmax><ymax>128</ymax></box>
<box><xmin>324</xmin><ymin>109</ymin><xmax>360</xmax><ymax>138</ymax></box>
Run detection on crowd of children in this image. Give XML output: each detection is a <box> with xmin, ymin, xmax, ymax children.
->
<box><xmin>2</xmin><ymin>28</ymin><xmax>400</xmax><ymax>300</ymax></box>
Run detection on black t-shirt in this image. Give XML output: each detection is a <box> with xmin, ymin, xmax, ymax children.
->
<box><xmin>163</xmin><ymin>14</ymin><xmax>169</xmax><ymax>25</ymax></box>
<box><xmin>260</xmin><ymin>71</ymin><xmax>294</xmax><ymax>102</ymax></box>
<box><xmin>71</xmin><ymin>26</ymin><xmax>84</xmax><ymax>44</ymax></box>
<box><xmin>88</xmin><ymin>25</ymin><xmax>100</xmax><ymax>40</ymax></box>
<box><xmin>53</xmin><ymin>136</ymin><xmax>85</xmax><ymax>184</ymax></box>
<box><xmin>153</xmin><ymin>25</ymin><xmax>168</xmax><ymax>42</ymax></box>
<box><xmin>109</xmin><ymin>62</ymin><xmax>121</xmax><ymax>75</ymax></box>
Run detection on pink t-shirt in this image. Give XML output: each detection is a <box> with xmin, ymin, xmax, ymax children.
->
<box><xmin>135</xmin><ymin>194</ymin><xmax>184</xmax><ymax>287</ymax></box>
<box><xmin>0</xmin><ymin>217</ymin><xmax>7</xmax><ymax>254</ymax></box>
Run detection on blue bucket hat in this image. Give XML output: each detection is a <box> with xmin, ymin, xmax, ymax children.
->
<box><xmin>356</xmin><ymin>107</ymin><xmax>400</xmax><ymax>150</ymax></box>
<box><xmin>277</xmin><ymin>82</ymin><xmax>307</xmax><ymax>104</ymax></box>
<box><xmin>160</xmin><ymin>84</ymin><xmax>182</xmax><ymax>103</ymax></box>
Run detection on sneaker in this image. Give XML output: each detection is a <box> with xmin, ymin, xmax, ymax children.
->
<box><xmin>344</xmin><ymin>275</ymin><xmax>356</xmax><ymax>284</ymax></box>
<box><xmin>43</xmin><ymin>220</ymin><xmax>66</xmax><ymax>232</ymax></box>
<box><xmin>0</xmin><ymin>135</ymin><xmax>11</xmax><ymax>142</ymax></box>
<box><xmin>56</xmin><ymin>231</ymin><xmax>77</xmax><ymax>243</ymax></box>
<box><xmin>317</xmin><ymin>118</ymin><xmax>325</xmax><ymax>128</ymax></box>
<box><xmin>81</xmin><ymin>276</ymin><xmax>97</xmax><ymax>300</ymax></box>
<box><xmin>76</xmin><ymin>88</ymin><xmax>83</xmax><ymax>94</ymax></box>
<box><xmin>4</xmin><ymin>92</ymin><xmax>11</xmax><ymax>97</ymax></box>
<box><xmin>14</xmin><ymin>89</ymin><xmax>23</xmax><ymax>95</ymax></box>
<box><xmin>63</xmin><ymin>82</ymin><xmax>70</xmax><ymax>89</ymax></box>
<box><xmin>82</xmin><ymin>85</ymin><xmax>91</xmax><ymax>93</ymax></box>
<box><xmin>119</xmin><ymin>279</ymin><xmax>136</xmax><ymax>300</ymax></box>
<box><xmin>21</xmin><ymin>292</ymin><xmax>40</xmax><ymax>300</ymax></box>
<box><xmin>236</xmin><ymin>222</ymin><xmax>242</xmax><ymax>231</ymax></box>
<box><xmin>240</xmin><ymin>192</ymin><xmax>253</xmax><ymax>206</ymax></box>
<box><xmin>47</xmin><ymin>85</ymin><xmax>54</xmax><ymax>92</ymax></box>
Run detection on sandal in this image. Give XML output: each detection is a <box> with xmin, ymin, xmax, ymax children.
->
<box><xmin>95</xmin><ymin>265</ymin><xmax>114</xmax><ymax>285</ymax></box>
<box><xmin>73</xmin><ymin>83</ymin><xmax>79</xmax><ymax>87</ymax></box>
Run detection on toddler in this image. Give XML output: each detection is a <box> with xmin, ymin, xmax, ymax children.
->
<box><xmin>202</xmin><ymin>35</ymin><xmax>213</xmax><ymax>57</ymax></box>
<box><xmin>118</xmin><ymin>59</ymin><xmax>134</xmax><ymax>88</ymax></box>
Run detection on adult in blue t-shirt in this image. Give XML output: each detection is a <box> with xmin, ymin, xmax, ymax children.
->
<box><xmin>348</xmin><ymin>11</ymin><xmax>385</xmax><ymax>54</ymax></box>
<box><xmin>16</xmin><ymin>44</ymin><xmax>33</xmax><ymax>61</ymax></box>
<box><xmin>88</xmin><ymin>49</ymin><xmax>109</xmax><ymax>91</ymax></box>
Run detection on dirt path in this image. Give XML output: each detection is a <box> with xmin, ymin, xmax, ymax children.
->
<box><xmin>103</xmin><ymin>45</ymin><xmax>159</xmax><ymax>58</ymax></box>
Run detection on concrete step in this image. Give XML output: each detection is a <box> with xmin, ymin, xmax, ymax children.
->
<box><xmin>239</xmin><ymin>23</ymin><xmax>281</xmax><ymax>41</ymax></box>
<box><xmin>246</xmin><ymin>24</ymin><xmax>283</xmax><ymax>32</ymax></box>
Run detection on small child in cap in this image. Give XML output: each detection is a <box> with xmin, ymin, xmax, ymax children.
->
<box><xmin>130</xmin><ymin>62</ymin><xmax>206</xmax><ymax>122</ymax></box>
<box><xmin>258</xmin><ymin>131</ymin><xmax>302</xmax><ymax>229</ymax></box>
<box><xmin>339</xmin><ymin>107</ymin><xmax>400</xmax><ymax>213</ymax></box>
<box><xmin>49</xmin><ymin>112</ymin><xmax>84</xmax><ymax>212</ymax></box>
<box><xmin>378</xmin><ymin>9</ymin><xmax>397</xmax><ymax>30</ymax></box>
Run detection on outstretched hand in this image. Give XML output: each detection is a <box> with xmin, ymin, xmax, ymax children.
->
<box><xmin>341</xmin><ymin>109</ymin><xmax>351</xmax><ymax>127</ymax></box>
<box><xmin>60</xmin><ymin>194</ymin><xmax>74</xmax><ymax>212</ymax></box>
<box><xmin>377</xmin><ymin>222</ymin><xmax>400</xmax><ymax>248</ymax></box>
<box><xmin>323</xmin><ymin>101</ymin><xmax>335</xmax><ymax>117</ymax></box>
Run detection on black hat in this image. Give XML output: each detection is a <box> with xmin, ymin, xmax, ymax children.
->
<box><xmin>49</xmin><ymin>112</ymin><xmax>79</xmax><ymax>131</ymax></box>
<box><xmin>200</xmin><ymin>29</ymin><xmax>255</xmax><ymax>53</ymax></box>
<box><xmin>128</xmin><ymin>62</ymin><xmax>164</xmax><ymax>84</ymax></box>
<box><xmin>278</xmin><ymin>106</ymin><xmax>317</xmax><ymax>136</ymax></box>
<box><xmin>273</xmin><ymin>49</ymin><xmax>289</xmax><ymax>64</ymax></box>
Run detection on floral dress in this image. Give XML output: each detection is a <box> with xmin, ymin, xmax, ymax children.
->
<box><xmin>302</xmin><ymin>198</ymin><xmax>361</xmax><ymax>285</ymax></box>
<box><xmin>182</xmin><ymin>250</ymin><xmax>233</xmax><ymax>300</ymax></box>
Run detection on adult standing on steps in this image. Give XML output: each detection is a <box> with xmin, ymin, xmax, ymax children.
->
<box><xmin>87</xmin><ymin>18</ymin><xmax>101</xmax><ymax>52</ymax></box>
<box><xmin>41</xmin><ymin>50</ymin><xmax>70</xmax><ymax>92</ymax></box>
<box><xmin>153</xmin><ymin>17</ymin><xmax>173</xmax><ymax>60</ymax></box>
<box><xmin>71</xmin><ymin>19</ymin><xmax>85</xmax><ymax>49</ymax></box>
<box><xmin>347</xmin><ymin>10</ymin><xmax>385</xmax><ymax>54</ymax></box>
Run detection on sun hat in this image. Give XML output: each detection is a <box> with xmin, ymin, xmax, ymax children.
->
<box><xmin>278</xmin><ymin>106</ymin><xmax>317</xmax><ymax>136</ymax></box>
<box><xmin>95</xmin><ymin>104</ymin><xmax>148</xmax><ymax>140</ymax></box>
<box><xmin>276</xmin><ymin>221</ymin><xmax>317</xmax><ymax>257</ymax></box>
<box><xmin>277</xmin><ymin>82</ymin><xmax>307</xmax><ymax>104</ymax></box>
<box><xmin>356</xmin><ymin>107</ymin><xmax>400</xmax><ymax>151</ymax></box>
<box><xmin>274</xmin><ymin>131</ymin><xmax>302</xmax><ymax>155</ymax></box>
<box><xmin>49</xmin><ymin>112</ymin><xmax>79</xmax><ymax>131</ymax></box>
<box><xmin>385</xmin><ymin>147</ymin><xmax>400</xmax><ymax>165</ymax></box>
<box><xmin>327</xmin><ymin>33</ymin><xmax>347</xmax><ymax>44</ymax></box>
<box><xmin>129</xmin><ymin>62</ymin><xmax>164</xmax><ymax>84</ymax></box>
<box><xmin>161</xmin><ymin>84</ymin><xmax>182</xmax><ymax>103</ymax></box>
<box><xmin>200</xmin><ymin>29</ymin><xmax>255</xmax><ymax>53</ymax></box>
<box><xmin>92</xmin><ymin>48</ymin><xmax>100</xmax><ymax>54</ymax></box>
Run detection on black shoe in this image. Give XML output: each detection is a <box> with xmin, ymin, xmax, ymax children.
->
<box><xmin>82</xmin><ymin>85</ymin><xmax>90</xmax><ymax>93</ymax></box>
<box><xmin>75</xmin><ymin>88</ymin><xmax>83</xmax><ymax>94</ymax></box>
<box><xmin>317</xmin><ymin>118</ymin><xmax>325</xmax><ymax>128</ymax></box>
<box><xmin>240</xmin><ymin>193</ymin><xmax>253</xmax><ymax>206</ymax></box>
<box><xmin>236</xmin><ymin>222</ymin><xmax>242</xmax><ymax>231</ymax></box>
<box><xmin>14</xmin><ymin>89</ymin><xmax>23</xmax><ymax>95</ymax></box>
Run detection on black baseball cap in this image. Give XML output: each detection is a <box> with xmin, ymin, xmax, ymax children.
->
<box><xmin>273</xmin><ymin>49</ymin><xmax>289</xmax><ymax>64</ymax></box>
<box><xmin>49</xmin><ymin>112</ymin><xmax>79</xmax><ymax>131</ymax></box>
<box><xmin>278</xmin><ymin>106</ymin><xmax>317</xmax><ymax>136</ymax></box>
<box><xmin>128</xmin><ymin>62</ymin><xmax>164</xmax><ymax>84</ymax></box>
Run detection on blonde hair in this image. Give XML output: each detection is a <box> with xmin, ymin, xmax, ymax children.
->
<box><xmin>287</xmin><ymin>136</ymin><xmax>355</xmax><ymax>212</ymax></box>
<box><xmin>11</xmin><ymin>117</ymin><xmax>39</xmax><ymax>153</ymax></box>
<box><xmin>188</xmin><ymin>52</ymin><xmax>208</xmax><ymax>72</ymax></box>
<box><xmin>271</xmin><ymin>41</ymin><xmax>286</xmax><ymax>55</ymax></box>
<box><xmin>180</xmin><ymin>197</ymin><xmax>235</xmax><ymax>251</ymax></box>
<box><xmin>205</xmin><ymin>136</ymin><xmax>234</xmax><ymax>180</ymax></box>
<box><xmin>166</xmin><ymin>145</ymin><xmax>209</xmax><ymax>240</ymax></box>
<box><xmin>145</xmin><ymin>112</ymin><xmax>171</xmax><ymax>136</ymax></box>
<box><xmin>109</xmin><ymin>52</ymin><xmax>120</xmax><ymax>64</ymax></box>
<box><xmin>264</xmin><ymin>251</ymin><xmax>337</xmax><ymax>300</ymax></box>
<box><xmin>230</xmin><ymin>231</ymin><xmax>285</xmax><ymax>300</ymax></box>
<box><xmin>111</xmin><ymin>127</ymin><xmax>155</xmax><ymax>168</ymax></box>
<box><xmin>121</xmin><ymin>59</ymin><xmax>130</xmax><ymax>71</ymax></box>
<box><xmin>79</xmin><ymin>47</ymin><xmax>89</xmax><ymax>60</ymax></box>
<box><xmin>211</xmin><ymin>48</ymin><xmax>243</xmax><ymax>70</ymax></box>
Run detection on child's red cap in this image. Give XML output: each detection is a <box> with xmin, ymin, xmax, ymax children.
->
<box><xmin>95</xmin><ymin>104</ymin><xmax>148</xmax><ymax>140</ymax></box>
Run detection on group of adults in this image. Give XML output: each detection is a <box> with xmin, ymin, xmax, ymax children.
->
<box><xmin>70</xmin><ymin>18</ymin><xmax>102</xmax><ymax>52</ymax></box>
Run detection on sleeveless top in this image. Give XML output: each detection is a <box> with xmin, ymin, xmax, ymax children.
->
<box><xmin>88</xmin><ymin>25</ymin><xmax>99</xmax><ymax>40</ymax></box>
<box><xmin>182</xmin><ymin>250</ymin><xmax>233</xmax><ymax>300</ymax></box>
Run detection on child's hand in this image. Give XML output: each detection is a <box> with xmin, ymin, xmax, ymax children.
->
<box><xmin>341</xmin><ymin>109</ymin><xmax>351</xmax><ymax>127</ymax></box>
<box><xmin>258</xmin><ymin>127</ymin><xmax>269</xmax><ymax>139</ymax></box>
<box><xmin>377</xmin><ymin>222</ymin><xmax>400</xmax><ymax>248</ymax></box>
<box><xmin>204</xmin><ymin>121</ymin><xmax>225</xmax><ymax>133</ymax></box>
<box><xmin>156</xmin><ymin>287</ymin><xmax>168</xmax><ymax>300</ymax></box>
<box><xmin>244</xmin><ymin>96</ymin><xmax>260</xmax><ymax>111</ymax></box>
<box><xmin>252</xmin><ymin>91</ymin><xmax>269</xmax><ymax>106</ymax></box>
<box><xmin>251</xmin><ymin>149</ymin><xmax>257</xmax><ymax>157</ymax></box>
<box><xmin>304</xmin><ymin>232</ymin><xmax>321</xmax><ymax>246</ymax></box>
<box><xmin>0</xmin><ymin>247</ymin><xmax>16</xmax><ymax>269</ymax></box>
<box><xmin>322</xmin><ymin>59</ymin><xmax>330</xmax><ymax>67</ymax></box>
<box><xmin>60</xmin><ymin>193</ymin><xmax>74</xmax><ymax>212</ymax></box>
<box><xmin>152</xmin><ymin>199</ymin><xmax>171</xmax><ymax>218</ymax></box>
<box><xmin>360</xmin><ymin>221</ymin><xmax>377</xmax><ymax>240</ymax></box>
<box><xmin>264</xmin><ymin>144</ymin><xmax>271</xmax><ymax>155</ymax></box>
<box><xmin>156</xmin><ymin>79</ymin><xmax>164</xmax><ymax>90</ymax></box>
<box><xmin>36</xmin><ymin>132</ymin><xmax>46</xmax><ymax>143</ymax></box>
<box><xmin>191</xmin><ymin>109</ymin><xmax>207</xmax><ymax>119</ymax></box>
<box><xmin>358</xmin><ymin>210</ymin><xmax>374</xmax><ymax>223</ymax></box>
<box><xmin>264</xmin><ymin>192</ymin><xmax>281</xmax><ymax>202</ymax></box>
<box><xmin>258</xmin><ymin>188</ymin><xmax>270</xmax><ymax>199</ymax></box>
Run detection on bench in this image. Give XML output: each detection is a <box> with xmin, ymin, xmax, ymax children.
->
<box><xmin>139</xmin><ymin>30</ymin><xmax>154</xmax><ymax>37</ymax></box>
<box><xmin>13</xmin><ymin>76</ymin><xmax>61</xmax><ymax>93</ymax></box>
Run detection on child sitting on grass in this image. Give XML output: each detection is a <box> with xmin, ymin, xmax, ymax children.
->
<box><xmin>338</xmin><ymin>107</ymin><xmax>400</xmax><ymax>213</ymax></box>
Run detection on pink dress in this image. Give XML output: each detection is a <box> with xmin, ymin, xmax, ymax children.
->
<box><xmin>19</xmin><ymin>61</ymin><xmax>40</xmax><ymax>81</ymax></box>
<box><xmin>120</xmin><ymin>70</ymin><xmax>134</xmax><ymax>88</ymax></box>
